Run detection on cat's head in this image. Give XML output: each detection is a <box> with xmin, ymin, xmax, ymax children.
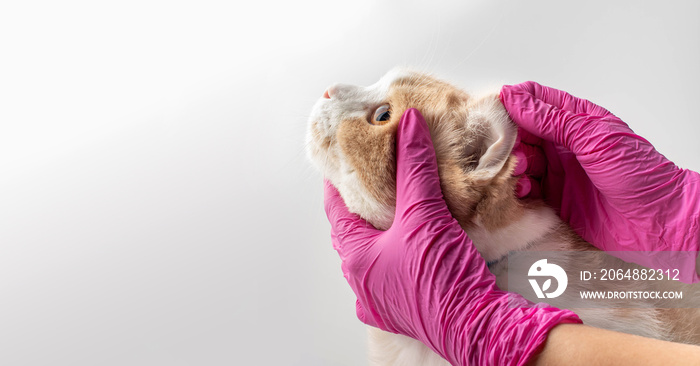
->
<box><xmin>306</xmin><ymin>67</ymin><xmax>520</xmax><ymax>232</ymax></box>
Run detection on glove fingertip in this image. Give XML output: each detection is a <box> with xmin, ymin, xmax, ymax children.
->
<box><xmin>515</xmin><ymin>175</ymin><xmax>531</xmax><ymax>198</ymax></box>
<box><xmin>501</xmin><ymin>81</ymin><xmax>539</xmax><ymax>99</ymax></box>
<box><xmin>512</xmin><ymin>147</ymin><xmax>528</xmax><ymax>176</ymax></box>
<box><xmin>395</xmin><ymin>109</ymin><xmax>439</xmax><ymax>185</ymax></box>
<box><xmin>397</xmin><ymin>108</ymin><xmax>435</xmax><ymax>156</ymax></box>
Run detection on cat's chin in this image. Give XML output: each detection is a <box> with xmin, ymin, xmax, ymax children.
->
<box><xmin>336</xmin><ymin>177</ymin><xmax>396</xmax><ymax>231</ymax></box>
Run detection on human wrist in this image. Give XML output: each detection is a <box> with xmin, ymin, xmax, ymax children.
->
<box><xmin>440</xmin><ymin>290</ymin><xmax>582</xmax><ymax>366</ymax></box>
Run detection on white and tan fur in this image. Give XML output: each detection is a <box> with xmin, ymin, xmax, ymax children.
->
<box><xmin>307</xmin><ymin>68</ymin><xmax>700</xmax><ymax>365</ymax></box>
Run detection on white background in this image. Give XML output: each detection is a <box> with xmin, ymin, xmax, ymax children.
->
<box><xmin>1</xmin><ymin>1</ymin><xmax>698</xmax><ymax>365</ymax></box>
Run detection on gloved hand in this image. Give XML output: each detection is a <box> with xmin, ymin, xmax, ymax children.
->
<box><xmin>500</xmin><ymin>81</ymin><xmax>700</xmax><ymax>282</ymax></box>
<box><xmin>324</xmin><ymin>108</ymin><xmax>582</xmax><ymax>366</ymax></box>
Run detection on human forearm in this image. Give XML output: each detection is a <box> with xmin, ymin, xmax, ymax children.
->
<box><xmin>529</xmin><ymin>323</ymin><xmax>700</xmax><ymax>366</ymax></box>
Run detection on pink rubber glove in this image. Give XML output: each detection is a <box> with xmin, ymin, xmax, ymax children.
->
<box><xmin>324</xmin><ymin>109</ymin><xmax>581</xmax><ymax>366</ymax></box>
<box><xmin>500</xmin><ymin>81</ymin><xmax>700</xmax><ymax>283</ymax></box>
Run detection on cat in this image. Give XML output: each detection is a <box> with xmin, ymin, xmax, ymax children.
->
<box><xmin>306</xmin><ymin>67</ymin><xmax>700</xmax><ymax>365</ymax></box>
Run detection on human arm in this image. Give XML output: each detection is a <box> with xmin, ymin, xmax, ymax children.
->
<box><xmin>324</xmin><ymin>108</ymin><xmax>700</xmax><ymax>365</ymax></box>
<box><xmin>531</xmin><ymin>323</ymin><xmax>700</xmax><ymax>366</ymax></box>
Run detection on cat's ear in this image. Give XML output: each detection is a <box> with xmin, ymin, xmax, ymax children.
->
<box><xmin>464</xmin><ymin>96</ymin><xmax>517</xmax><ymax>183</ymax></box>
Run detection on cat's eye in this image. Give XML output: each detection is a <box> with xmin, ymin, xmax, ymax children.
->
<box><xmin>371</xmin><ymin>104</ymin><xmax>391</xmax><ymax>125</ymax></box>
